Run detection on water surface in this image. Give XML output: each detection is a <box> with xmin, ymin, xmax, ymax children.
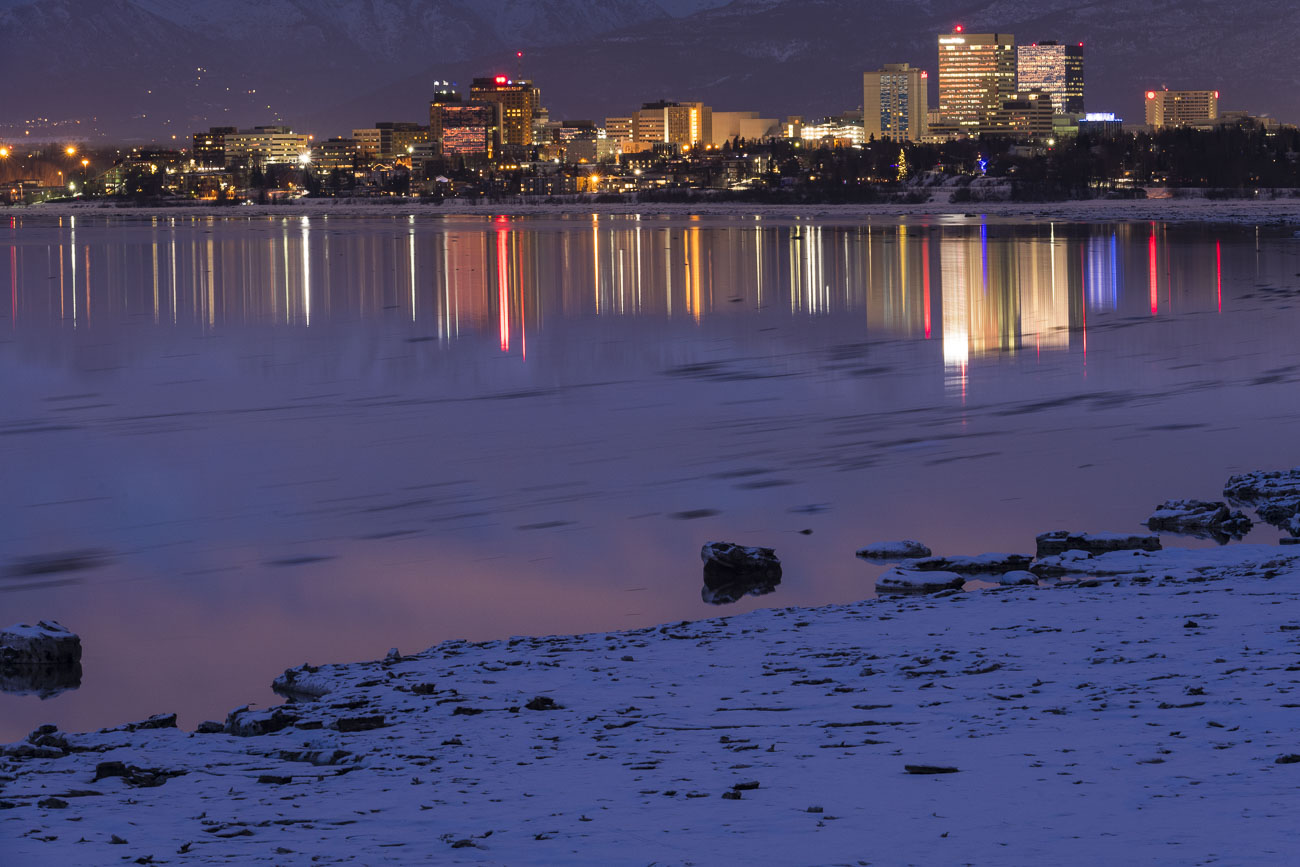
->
<box><xmin>3</xmin><ymin>212</ymin><xmax>1300</xmax><ymax>739</ymax></box>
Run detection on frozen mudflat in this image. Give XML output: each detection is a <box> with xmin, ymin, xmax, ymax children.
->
<box><xmin>4</xmin><ymin>544</ymin><xmax>1300</xmax><ymax>865</ymax></box>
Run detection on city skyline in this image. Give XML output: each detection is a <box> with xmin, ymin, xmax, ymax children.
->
<box><xmin>1</xmin><ymin>0</ymin><xmax>1282</xmax><ymax>144</ymax></box>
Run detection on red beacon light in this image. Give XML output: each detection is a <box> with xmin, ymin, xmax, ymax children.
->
<box><xmin>954</xmin><ymin>23</ymin><xmax>964</xmax><ymax>33</ymax></box>
<box><xmin>494</xmin><ymin>75</ymin><xmax>508</xmax><ymax>85</ymax></box>
<box><xmin>921</xmin><ymin>70</ymin><xmax>928</xmax><ymax>79</ymax></box>
<box><xmin>1213</xmin><ymin>90</ymin><xmax>1220</xmax><ymax>99</ymax></box>
<box><xmin>1146</xmin><ymin>91</ymin><xmax>1157</xmax><ymax>100</ymax></box>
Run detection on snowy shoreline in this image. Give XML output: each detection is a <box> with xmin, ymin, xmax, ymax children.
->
<box><xmin>12</xmin><ymin>195</ymin><xmax>1300</xmax><ymax>226</ymax></box>
<box><xmin>5</xmin><ymin>541</ymin><xmax>1300</xmax><ymax>864</ymax></box>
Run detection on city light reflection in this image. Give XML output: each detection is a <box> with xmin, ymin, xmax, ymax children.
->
<box><xmin>0</xmin><ymin>216</ymin><xmax>1245</xmax><ymax>392</ymax></box>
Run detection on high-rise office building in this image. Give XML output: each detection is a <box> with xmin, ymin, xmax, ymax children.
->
<box><xmin>863</xmin><ymin>63</ymin><xmax>929</xmax><ymax>141</ymax></box>
<box><xmin>1144</xmin><ymin>89</ymin><xmax>1219</xmax><ymax>128</ymax></box>
<box><xmin>1017</xmin><ymin>41</ymin><xmax>1084</xmax><ymax>115</ymax></box>
<box><xmin>469</xmin><ymin>76</ymin><xmax>540</xmax><ymax>147</ymax></box>
<box><xmin>937</xmin><ymin>28</ymin><xmax>1016</xmax><ymax>132</ymax></box>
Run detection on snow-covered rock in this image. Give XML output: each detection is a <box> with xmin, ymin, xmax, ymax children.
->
<box><xmin>1145</xmin><ymin>499</ymin><xmax>1252</xmax><ymax>538</ymax></box>
<box><xmin>1035</xmin><ymin>531</ymin><xmax>1162</xmax><ymax>559</ymax></box>
<box><xmin>901</xmin><ymin>553</ymin><xmax>1033</xmax><ymax>574</ymax></box>
<box><xmin>0</xmin><ymin>620</ymin><xmax>81</xmax><ymax>667</ymax></box>
<box><xmin>1224</xmin><ymin>467</ymin><xmax>1300</xmax><ymax>529</ymax></box>
<box><xmin>855</xmin><ymin>540</ymin><xmax>931</xmax><ymax>560</ymax></box>
<box><xmin>875</xmin><ymin>567</ymin><xmax>965</xmax><ymax>595</ymax></box>
<box><xmin>997</xmin><ymin>570</ymin><xmax>1039</xmax><ymax>586</ymax></box>
<box><xmin>273</xmin><ymin>664</ymin><xmax>337</xmax><ymax>699</ymax></box>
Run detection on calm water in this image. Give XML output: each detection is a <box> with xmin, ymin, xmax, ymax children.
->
<box><xmin>3</xmin><ymin>212</ymin><xmax>1300</xmax><ymax>739</ymax></box>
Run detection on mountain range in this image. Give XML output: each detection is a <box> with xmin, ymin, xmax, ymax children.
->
<box><xmin>1</xmin><ymin>0</ymin><xmax>1296</xmax><ymax>141</ymax></box>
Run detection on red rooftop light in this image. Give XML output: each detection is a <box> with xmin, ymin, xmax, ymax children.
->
<box><xmin>494</xmin><ymin>75</ymin><xmax>508</xmax><ymax>85</ymax></box>
<box><xmin>954</xmin><ymin>23</ymin><xmax>964</xmax><ymax>33</ymax></box>
<box><xmin>1146</xmin><ymin>91</ymin><xmax>1157</xmax><ymax>100</ymax></box>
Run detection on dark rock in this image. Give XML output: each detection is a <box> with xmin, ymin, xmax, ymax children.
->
<box><xmin>109</xmin><ymin>834</ymin><xmax>128</xmax><ymax>844</ymax></box>
<box><xmin>38</xmin><ymin>797</ymin><xmax>69</xmax><ymax>809</ymax></box>
<box><xmin>904</xmin><ymin>764</ymin><xmax>960</xmax><ymax>774</ymax></box>
<box><xmin>452</xmin><ymin>706</ymin><xmax>484</xmax><ymax>716</ymax></box>
<box><xmin>700</xmin><ymin>542</ymin><xmax>782</xmax><ymax>605</ymax></box>
<box><xmin>101</xmin><ymin>713</ymin><xmax>177</xmax><ymax>734</ymax></box>
<box><xmin>721</xmin><ymin>790</ymin><xmax>743</xmax><ymax>800</ymax></box>
<box><xmin>333</xmin><ymin>715</ymin><xmax>386</xmax><ymax>733</ymax></box>
<box><xmin>93</xmin><ymin>761</ymin><xmax>129</xmax><ymax>781</ymax></box>
<box><xmin>94</xmin><ymin>761</ymin><xmax>186</xmax><ymax>788</ymax></box>
<box><xmin>902</xmin><ymin>553</ymin><xmax>1033</xmax><ymax>574</ymax></box>
<box><xmin>257</xmin><ymin>775</ymin><xmax>293</xmax><ymax>785</ymax></box>
<box><xmin>732</xmin><ymin>780</ymin><xmax>760</xmax><ymax>790</ymax></box>
<box><xmin>276</xmin><ymin>749</ymin><xmax>353</xmax><ymax>766</ymax></box>
<box><xmin>195</xmin><ymin>721</ymin><xmax>224</xmax><ymax>734</ymax></box>
<box><xmin>524</xmin><ymin>696</ymin><xmax>562</xmax><ymax>711</ymax></box>
<box><xmin>1275</xmin><ymin>754</ymin><xmax>1300</xmax><ymax>764</ymax></box>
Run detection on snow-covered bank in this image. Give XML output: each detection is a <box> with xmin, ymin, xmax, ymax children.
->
<box><xmin>14</xmin><ymin>195</ymin><xmax>1300</xmax><ymax>226</ymax></box>
<box><xmin>5</xmin><ymin>544</ymin><xmax>1300</xmax><ymax>865</ymax></box>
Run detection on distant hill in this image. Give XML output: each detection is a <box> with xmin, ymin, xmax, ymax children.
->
<box><xmin>2</xmin><ymin>0</ymin><xmax>1296</xmax><ymax>142</ymax></box>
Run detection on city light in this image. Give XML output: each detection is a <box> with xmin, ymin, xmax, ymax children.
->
<box><xmin>0</xmin><ymin>146</ymin><xmax>9</xmax><ymax>158</ymax></box>
<box><xmin>65</xmin><ymin>145</ymin><xmax>77</xmax><ymax>156</ymax></box>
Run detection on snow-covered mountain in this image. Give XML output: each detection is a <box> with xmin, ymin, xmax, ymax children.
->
<box><xmin>2</xmin><ymin>0</ymin><xmax>1297</xmax><ymax>140</ymax></box>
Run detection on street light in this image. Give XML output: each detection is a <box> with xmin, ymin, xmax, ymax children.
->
<box><xmin>65</xmin><ymin>145</ymin><xmax>77</xmax><ymax>157</ymax></box>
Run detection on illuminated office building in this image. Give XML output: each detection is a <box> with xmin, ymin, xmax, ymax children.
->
<box><xmin>1144</xmin><ymin>89</ymin><xmax>1219</xmax><ymax>128</ymax></box>
<box><xmin>632</xmin><ymin>101</ymin><xmax>713</xmax><ymax>149</ymax></box>
<box><xmin>469</xmin><ymin>76</ymin><xmax>541</xmax><ymax>147</ymax></box>
<box><xmin>1016</xmin><ymin>41</ymin><xmax>1084</xmax><ymax>115</ymax></box>
<box><xmin>864</xmin><ymin>63</ymin><xmax>929</xmax><ymax>141</ymax></box>
<box><xmin>937</xmin><ymin>27</ymin><xmax>1016</xmax><ymax>132</ymax></box>
<box><xmin>431</xmin><ymin>99</ymin><xmax>499</xmax><ymax>159</ymax></box>
<box><xmin>192</xmin><ymin>127</ymin><xmax>237</xmax><ymax>167</ymax></box>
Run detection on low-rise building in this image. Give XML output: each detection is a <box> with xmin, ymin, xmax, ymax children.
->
<box><xmin>225</xmin><ymin>126</ymin><xmax>313</xmax><ymax>168</ymax></box>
